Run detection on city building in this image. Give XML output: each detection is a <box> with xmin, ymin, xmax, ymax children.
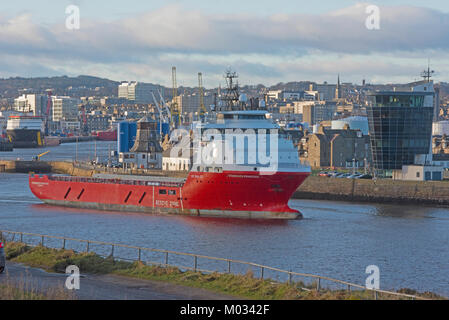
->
<box><xmin>299</xmin><ymin>124</ymin><xmax>371</xmax><ymax>169</ymax></box>
<box><xmin>309</xmin><ymin>82</ymin><xmax>337</xmax><ymax>101</ymax></box>
<box><xmin>118</xmin><ymin>82</ymin><xmax>160</xmax><ymax>104</ymax></box>
<box><xmin>174</xmin><ymin>93</ymin><xmax>215</xmax><ymax>115</ymax></box>
<box><xmin>366</xmin><ymin>80</ymin><xmax>435</xmax><ymax>176</ymax></box>
<box><xmin>14</xmin><ymin>94</ymin><xmax>47</xmax><ymax>115</ymax></box>
<box><xmin>119</xmin><ymin>117</ymin><xmax>162</xmax><ymax>169</ymax></box>
<box><xmin>51</xmin><ymin>96</ymin><xmax>79</xmax><ymax>122</ymax></box>
<box><xmin>302</xmin><ymin>101</ymin><xmax>337</xmax><ymax>126</ymax></box>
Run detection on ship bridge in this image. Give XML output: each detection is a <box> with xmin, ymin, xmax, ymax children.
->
<box><xmin>191</xmin><ymin>110</ymin><xmax>310</xmax><ymax>173</ymax></box>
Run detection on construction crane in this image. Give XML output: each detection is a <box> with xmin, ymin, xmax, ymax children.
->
<box><xmin>81</xmin><ymin>104</ymin><xmax>88</xmax><ymax>135</ymax></box>
<box><xmin>33</xmin><ymin>151</ymin><xmax>50</xmax><ymax>161</ymax></box>
<box><xmin>198</xmin><ymin>72</ymin><xmax>207</xmax><ymax>117</ymax></box>
<box><xmin>171</xmin><ymin>66</ymin><xmax>180</xmax><ymax>127</ymax></box>
<box><xmin>45</xmin><ymin>89</ymin><xmax>52</xmax><ymax>135</ymax></box>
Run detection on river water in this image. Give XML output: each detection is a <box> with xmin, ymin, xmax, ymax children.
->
<box><xmin>0</xmin><ymin>141</ymin><xmax>448</xmax><ymax>296</ymax></box>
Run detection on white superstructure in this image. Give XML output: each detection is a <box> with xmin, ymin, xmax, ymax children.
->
<box><xmin>192</xmin><ymin>110</ymin><xmax>311</xmax><ymax>173</ymax></box>
<box><xmin>6</xmin><ymin>116</ymin><xmax>44</xmax><ymax>132</ymax></box>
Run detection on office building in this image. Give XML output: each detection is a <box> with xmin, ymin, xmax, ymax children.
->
<box><xmin>366</xmin><ymin>80</ymin><xmax>435</xmax><ymax>173</ymax></box>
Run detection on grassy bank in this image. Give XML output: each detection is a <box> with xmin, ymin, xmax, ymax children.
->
<box><xmin>3</xmin><ymin>242</ymin><xmax>444</xmax><ymax>300</ymax></box>
<box><xmin>0</xmin><ymin>280</ymin><xmax>75</xmax><ymax>300</ymax></box>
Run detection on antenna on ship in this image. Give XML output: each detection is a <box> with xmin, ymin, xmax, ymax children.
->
<box><xmin>221</xmin><ymin>69</ymin><xmax>240</xmax><ymax>111</ymax></box>
<box><xmin>421</xmin><ymin>59</ymin><xmax>435</xmax><ymax>83</ymax></box>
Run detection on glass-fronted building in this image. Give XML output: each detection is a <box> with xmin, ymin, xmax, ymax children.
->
<box><xmin>366</xmin><ymin>82</ymin><xmax>435</xmax><ymax>173</ymax></box>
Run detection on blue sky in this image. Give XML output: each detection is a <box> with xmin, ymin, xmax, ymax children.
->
<box><xmin>1</xmin><ymin>1</ymin><xmax>449</xmax><ymax>87</ymax></box>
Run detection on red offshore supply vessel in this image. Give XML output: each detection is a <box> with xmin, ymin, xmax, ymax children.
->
<box><xmin>29</xmin><ymin>71</ymin><xmax>311</xmax><ymax>219</ymax></box>
<box><xmin>29</xmin><ymin>109</ymin><xmax>310</xmax><ymax>219</ymax></box>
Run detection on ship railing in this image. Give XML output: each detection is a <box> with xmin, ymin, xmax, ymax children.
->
<box><xmin>45</xmin><ymin>175</ymin><xmax>183</xmax><ymax>188</ymax></box>
<box><xmin>0</xmin><ymin>230</ymin><xmax>432</xmax><ymax>300</ymax></box>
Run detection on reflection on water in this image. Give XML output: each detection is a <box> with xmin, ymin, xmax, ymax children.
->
<box><xmin>374</xmin><ymin>204</ymin><xmax>436</xmax><ymax>219</ymax></box>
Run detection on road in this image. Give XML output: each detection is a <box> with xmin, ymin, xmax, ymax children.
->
<box><xmin>0</xmin><ymin>262</ymin><xmax>238</xmax><ymax>300</ymax></box>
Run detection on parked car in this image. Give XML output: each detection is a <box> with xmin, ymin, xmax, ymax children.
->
<box><xmin>331</xmin><ymin>172</ymin><xmax>344</xmax><ymax>178</ymax></box>
<box><xmin>346</xmin><ymin>173</ymin><xmax>362</xmax><ymax>179</ymax></box>
<box><xmin>0</xmin><ymin>240</ymin><xmax>5</xmax><ymax>274</ymax></box>
<box><xmin>318</xmin><ymin>171</ymin><xmax>330</xmax><ymax>177</ymax></box>
<box><xmin>355</xmin><ymin>174</ymin><xmax>373</xmax><ymax>180</ymax></box>
<box><xmin>338</xmin><ymin>173</ymin><xmax>352</xmax><ymax>178</ymax></box>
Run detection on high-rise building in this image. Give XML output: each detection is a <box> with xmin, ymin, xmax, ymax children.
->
<box><xmin>51</xmin><ymin>96</ymin><xmax>80</xmax><ymax>121</ymax></box>
<box><xmin>118</xmin><ymin>82</ymin><xmax>159</xmax><ymax>104</ymax></box>
<box><xmin>309</xmin><ymin>82</ymin><xmax>337</xmax><ymax>101</ymax></box>
<box><xmin>14</xmin><ymin>94</ymin><xmax>47</xmax><ymax>115</ymax></box>
<box><xmin>302</xmin><ymin>101</ymin><xmax>337</xmax><ymax>126</ymax></box>
<box><xmin>366</xmin><ymin>80</ymin><xmax>435</xmax><ymax>172</ymax></box>
<box><xmin>174</xmin><ymin>93</ymin><xmax>215</xmax><ymax>115</ymax></box>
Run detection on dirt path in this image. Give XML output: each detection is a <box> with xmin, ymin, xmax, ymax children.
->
<box><xmin>0</xmin><ymin>262</ymin><xmax>238</xmax><ymax>300</ymax></box>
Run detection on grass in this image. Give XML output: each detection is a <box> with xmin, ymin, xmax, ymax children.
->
<box><xmin>3</xmin><ymin>242</ymin><xmax>445</xmax><ymax>300</ymax></box>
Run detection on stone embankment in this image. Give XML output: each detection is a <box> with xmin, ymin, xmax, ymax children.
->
<box><xmin>294</xmin><ymin>176</ymin><xmax>449</xmax><ymax>205</ymax></box>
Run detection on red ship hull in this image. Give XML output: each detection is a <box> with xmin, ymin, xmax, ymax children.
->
<box><xmin>97</xmin><ymin>130</ymin><xmax>117</xmax><ymax>141</ymax></box>
<box><xmin>29</xmin><ymin>171</ymin><xmax>309</xmax><ymax>219</ymax></box>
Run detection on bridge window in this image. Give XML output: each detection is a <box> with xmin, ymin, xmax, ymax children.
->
<box><xmin>168</xmin><ymin>190</ymin><xmax>176</xmax><ymax>195</ymax></box>
<box><xmin>159</xmin><ymin>189</ymin><xmax>167</xmax><ymax>195</ymax></box>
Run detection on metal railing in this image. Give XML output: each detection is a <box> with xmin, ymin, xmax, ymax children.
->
<box><xmin>0</xmin><ymin>230</ymin><xmax>428</xmax><ymax>300</ymax></box>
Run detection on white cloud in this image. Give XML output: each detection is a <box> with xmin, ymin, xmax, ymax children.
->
<box><xmin>1</xmin><ymin>3</ymin><xmax>449</xmax><ymax>85</ymax></box>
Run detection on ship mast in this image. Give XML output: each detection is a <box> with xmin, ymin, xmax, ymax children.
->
<box><xmin>220</xmin><ymin>70</ymin><xmax>240</xmax><ymax>111</ymax></box>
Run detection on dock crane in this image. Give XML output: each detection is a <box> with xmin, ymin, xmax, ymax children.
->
<box><xmin>33</xmin><ymin>151</ymin><xmax>50</xmax><ymax>161</ymax></box>
<box><xmin>198</xmin><ymin>72</ymin><xmax>207</xmax><ymax>118</ymax></box>
<box><xmin>151</xmin><ymin>91</ymin><xmax>166</xmax><ymax>137</ymax></box>
<box><xmin>157</xmin><ymin>89</ymin><xmax>172</xmax><ymax>124</ymax></box>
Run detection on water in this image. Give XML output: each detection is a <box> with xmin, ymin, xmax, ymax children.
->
<box><xmin>0</xmin><ymin>142</ymin><xmax>448</xmax><ymax>296</ymax></box>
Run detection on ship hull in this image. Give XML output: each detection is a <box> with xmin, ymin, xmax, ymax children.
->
<box><xmin>29</xmin><ymin>171</ymin><xmax>309</xmax><ymax>220</ymax></box>
<box><xmin>7</xmin><ymin>129</ymin><xmax>43</xmax><ymax>148</ymax></box>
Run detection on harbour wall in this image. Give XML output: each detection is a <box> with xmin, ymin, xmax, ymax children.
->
<box><xmin>294</xmin><ymin>176</ymin><xmax>449</xmax><ymax>205</ymax></box>
<box><xmin>0</xmin><ymin>160</ymin><xmax>188</xmax><ymax>178</ymax></box>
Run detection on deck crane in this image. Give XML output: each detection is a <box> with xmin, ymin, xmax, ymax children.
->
<box><xmin>198</xmin><ymin>72</ymin><xmax>207</xmax><ymax>118</ymax></box>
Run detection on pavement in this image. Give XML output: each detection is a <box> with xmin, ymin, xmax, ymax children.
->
<box><xmin>0</xmin><ymin>262</ymin><xmax>238</xmax><ymax>300</ymax></box>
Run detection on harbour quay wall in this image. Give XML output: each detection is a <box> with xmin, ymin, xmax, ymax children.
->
<box><xmin>294</xmin><ymin>176</ymin><xmax>449</xmax><ymax>205</ymax></box>
<box><xmin>0</xmin><ymin>160</ymin><xmax>93</xmax><ymax>176</ymax></box>
<box><xmin>0</xmin><ymin>160</ymin><xmax>188</xmax><ymax>178</ymax></box>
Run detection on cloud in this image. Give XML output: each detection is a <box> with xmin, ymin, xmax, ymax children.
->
<box><xmin>1</xmin><ymin>3</ymin><xmax>449</xmax><ymax>85</ymax></box>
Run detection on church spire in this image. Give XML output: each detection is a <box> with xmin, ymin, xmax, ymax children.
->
<box><xmin>335</xmin><ymin>74</ymin><xmax>341</xmax><ymax>99</ymax></box>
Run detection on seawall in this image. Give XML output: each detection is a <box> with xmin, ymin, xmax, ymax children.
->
<box><xmin>0</xmin><ymin>160</ymin><xmax>188</xmax><ymax>178</ymax></box>
<box><xmin>0</xmin><ymin>160</ymin><xmax>93</xmax><ymax>177</ymax></box>
<box><xmin>294</xmin><ymin>176</ymin><xmax>449</xmax><ymax>205</ymax></box>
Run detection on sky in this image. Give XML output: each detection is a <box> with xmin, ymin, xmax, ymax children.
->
<box><xmin>1</xmin><ymin>0</ymin><xmax>449</xmax><ymax>87</ymax></box>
